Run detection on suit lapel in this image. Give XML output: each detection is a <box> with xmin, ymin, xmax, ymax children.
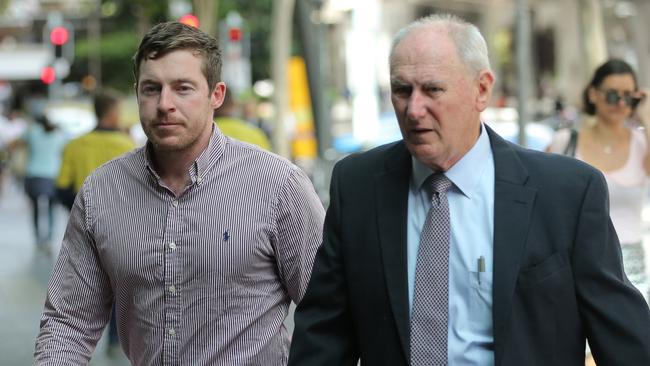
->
<box><xmin>486</xmin><ymin>127</ymin><xmax>537</xmax><ymax>366</ymax></box>
<box><xmin>375</xmin><ymin>142</ymin><xmax>411</xmax><ymax>359</ymax></box>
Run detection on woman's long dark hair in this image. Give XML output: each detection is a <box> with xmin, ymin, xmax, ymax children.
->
<box><xmin>582</xmin><ymin>59</ymin><xmax>638</xmax><ymax>116</ymax></box>
<box><xmin>35</xmin><ymin>115</ymin><xmax>57</xmax><ymax>133</ymax></box>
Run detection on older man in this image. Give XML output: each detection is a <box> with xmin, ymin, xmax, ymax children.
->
<box><xmin>288</xmin><ymin>13</ymin><xmax>650</xmax><ymax>366</ymax></box>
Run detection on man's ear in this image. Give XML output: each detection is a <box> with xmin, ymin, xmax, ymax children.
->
<box><xmin>211</xmin><ymin>82</ymin><xmax>227</xmax><ymax>110</ymax></box>
<box><xmin>476</xmin><ymin>69</ymin><xmax>495</xmax><ymax>112</ymax></box>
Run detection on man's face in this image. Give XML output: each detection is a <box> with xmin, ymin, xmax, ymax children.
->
<box><xmin>390</xmin><ymin>26</ymin><xmax>493</xmax><ymax>171</ymax></box>
<box><xmin>136</xmin><ymin>49</ymin><xmax>224</xmax><ymax>154</ymax></box>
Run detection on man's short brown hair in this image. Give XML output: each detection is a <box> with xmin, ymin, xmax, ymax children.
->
<box><xmin>132</xmin><ymin>21</ymin><xmax>222</xmax><ymax>94</ymax></box>
<box><xmin>93</xmin><ymin>89</ymin><xmax>121</xmax><ymax>122</ymax></box>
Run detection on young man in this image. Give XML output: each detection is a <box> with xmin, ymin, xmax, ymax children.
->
<box><xmin>35</xmin><ymin>21</ymin><xmax>324</xmax><ymax>365</ymax></box>
<box><xmin>289</xmin><ymin>14</ymin><xmax>650</xmax><ymax>366</ymax></box>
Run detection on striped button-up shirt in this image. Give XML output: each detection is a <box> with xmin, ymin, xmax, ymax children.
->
<box><xmin>34</xmin><ymin>127</ymin><xmax>325</xmax><ymax>365</ymax></box>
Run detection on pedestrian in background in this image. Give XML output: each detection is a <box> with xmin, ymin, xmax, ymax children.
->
<box><xmin>56</xmin><ymin>89</ymin><xmax>135</xmax><ymax>210</ymax></box>
<box><xmin>34</xmin><ymin>21</ymin><xmax>324</xmax><ymax>364</ymax></box>
<box><xmin>0</xmin><ymin>108</ymin><xmax>28</xmax><ymax>195</ymax></box>
<box><xmin>289</xmin><ymin>14</ymin><xmax>650</xmax><ymax>366</ymax></box>
<box><xmin>547</xmin><ymin>59</ymin><xmax>650</xmax><ymax>303</ymax></box>
<box><xmin>15</xmin><ymin>115</ymin><xmax>66</xmax><ymax>251</ymax></box>
<box><xmin>214</xmin><ymin>90</ymin><xmax>272</xmax><ymax>150</ymax></box>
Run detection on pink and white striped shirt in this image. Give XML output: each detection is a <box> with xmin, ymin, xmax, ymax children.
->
<box><xmin>34</xmin><ymin>127</ymin><xmax>325</xmax><ymax>365</ymax></box>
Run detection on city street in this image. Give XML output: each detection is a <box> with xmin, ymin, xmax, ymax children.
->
<box><xmin>0</xmin><ymin>180</ymin><xmax>129</xmax><ymax>365</ymax></box>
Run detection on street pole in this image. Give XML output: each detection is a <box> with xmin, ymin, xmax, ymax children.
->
<box><xmin>194</xmin><ymin>0</ymin><xmax>216</xmax><ymax>36</ymax></box>
<box><xmin>515</xmin><ymin>0</ymin><xmax>532</xmax><ymax>147</ymax></box>
<box><xmin>296</xmin><ymin>0</ymin><xmax>331</xmax><ymax>157</ymax></box>
<box><xmin>271</xmin><ymin>0</ymin><xmax>295</xmax><ymax>158</ymax></box>
<box><xmin>88</xmin><ymin>0</ymin><xmax>101</xmax><ymax>91</ymax></box>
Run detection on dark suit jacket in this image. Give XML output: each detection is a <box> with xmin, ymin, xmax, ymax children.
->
<box><xmin>289</xmin><ymin>127</ymin><xmax>650</xmax><ymax>366</ymax></box>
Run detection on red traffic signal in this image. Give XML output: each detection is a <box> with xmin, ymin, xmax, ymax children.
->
<box><xmin>40</xmin><ymin>66</ymin><xmax>56</xmax><ymax>84</ymax></box>
<box><xmin>50</xmin><ymin>26</ymin><xmax>69</xmax><ymax>46</ymax></box>
<box><xmin>228</xmin><ymin>27</ymin><xmax>243</xmax><ymax>42</ymax></box>
<box><xmin>179</xmin><ymin>14</ymin><xmax>199</xmax><ymax>28</ymax></box>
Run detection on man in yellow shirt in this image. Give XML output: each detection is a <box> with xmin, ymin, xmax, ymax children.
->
<box><xmin>56</xmin><ymin>90</ymin><xmax>135</xmax><ymax>209</ymax></box>
<box><xmin>214</xmin><ymin>91</ymin><xmax>271</xmax><ymax>150</ymax></box>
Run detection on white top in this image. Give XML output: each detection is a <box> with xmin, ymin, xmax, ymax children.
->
<box><xmin>548</xmin><ymin>128</ymin><xmax>649</xmax><ymax>244</ymax></box>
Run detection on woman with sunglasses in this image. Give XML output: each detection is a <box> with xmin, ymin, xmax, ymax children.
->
<box><xmin>547</xmin><ymin>59</ymin><xmax>649</xmax><ymax>303</ymax></box>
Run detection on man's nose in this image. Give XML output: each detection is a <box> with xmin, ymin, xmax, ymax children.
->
<box><xmin>158</xmin><ymin>87</ymin><xmax>176</xmax><ymax>113</ymax></box>
<box><xmin>407</xmin><ymin>91</ymin><xmax>427</xmax><ymax>120</ymax></box>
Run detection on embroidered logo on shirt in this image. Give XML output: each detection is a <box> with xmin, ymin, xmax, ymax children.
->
<box><xmin>223</xmin><ymin>231</ymin><xmax>230</xmax><ymax>242</ymax></box>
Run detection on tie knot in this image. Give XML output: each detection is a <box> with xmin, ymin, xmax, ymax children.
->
<box><xmin>428</xmin><ymin>173</ymin><xmax>452</xmax><ymax>196</ymax></box>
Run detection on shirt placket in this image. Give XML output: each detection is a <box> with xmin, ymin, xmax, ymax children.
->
<box><xmin>162</xmin><ymin>195</ymin><xmax>182</xmax><ymax>364</ymax></box>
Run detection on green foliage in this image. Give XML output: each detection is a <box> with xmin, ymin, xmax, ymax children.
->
<box><xmin>0</xmin><ymin>0</ymin><xmax>10</xmax><ymax>14</ymax></box>
<box><xmin>72</xmin><ymin>31</ymin><xmax>140</xmax><ymax>92</ymax></box>
<box><xmin>68</xmin><ymin>0</ymin><xmax>278</xmax><ymax>91</ymax></box>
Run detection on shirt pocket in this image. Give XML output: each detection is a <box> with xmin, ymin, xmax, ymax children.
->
<box><xmin>468</xmin><ymin>270</ymin><xmax>493</xmax><ymax>329</ymax></box>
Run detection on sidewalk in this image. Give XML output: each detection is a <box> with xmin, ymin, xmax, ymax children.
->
<box><xmin>0</xmin><ymin>180</ymin><xmax>129</xmax><ymax>365</ymax></box>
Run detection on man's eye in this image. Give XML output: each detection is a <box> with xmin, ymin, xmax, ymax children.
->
<box><xmin>392</xmin><ymin>86</ymin><xmax>411</xmax><ymax>97</ymax></box>
<box><xmin>425</xmin><ymin>86</ymin><xmax>444</xmax><ymax>94</ymax></box>
<box><xmin>141</xmin><ymin>86</ymin><xmax>159</xmax><ymax>95</ymax></box>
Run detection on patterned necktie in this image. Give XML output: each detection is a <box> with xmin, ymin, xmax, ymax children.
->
<box><xmin>410</xmin><ymin>173</ymin><xmax>453</xmax><ymax>366</ymax></box>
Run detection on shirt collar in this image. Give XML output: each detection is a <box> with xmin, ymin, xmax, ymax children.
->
<box><xmin>411</xmin><ymin>123</ymin><xmax>491</xmax><ymax>199</ymax></box>
<box><xmin>144</xmin><ymin>123</ymin><xmax>226</xmax><ymax>182</ymax></box>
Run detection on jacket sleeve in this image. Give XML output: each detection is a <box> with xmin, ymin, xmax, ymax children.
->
<box><xmin>573</xmin><ymin>171</ymin><xmax>650</xmax><ymax>365</ymax></box>
<box><xmin>288</xmin><ymin>162</ymin><xmax>360</xmax><ymax>366</ymax></box>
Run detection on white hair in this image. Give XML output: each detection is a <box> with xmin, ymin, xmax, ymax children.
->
<box><xmin>389</xmin><ymin>13</ymin><xmax>491</xmax><ymax>76</ymax></box>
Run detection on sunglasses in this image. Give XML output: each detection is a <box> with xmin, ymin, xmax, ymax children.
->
<box><xmin>599</xmin><ymin>89</ymin><xmax>644</xmax><ymax>108</ymax></box>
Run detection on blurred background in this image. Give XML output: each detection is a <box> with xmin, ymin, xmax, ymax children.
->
<box><xmin>1</xmin><ymin>0</ymin><xmax>649</xmax><ymax>364</ymax></box>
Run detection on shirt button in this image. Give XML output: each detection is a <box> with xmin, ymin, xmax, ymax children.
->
<box><xmin>169</xmin><ymin>285</ymin><xmax>177</xmax><ymax>294</ymax></box>
<box><xmin>168</xmin><ymin>242</ymin><xmax>176</xmax><ymax>250</ymax></box>
<box><xmin>196</xmin><ymin>176</ymin><xmax>203</xmax><ymax>184</ymax></box>
<box><xmin>168</xmin><ymin>328</ymin><xmax>176</xmax><ymax>336</ymax></box>
<box><xmin>172</xmin><ymin>200</ymin><xmax>178</xmax><ymax>207</ymax></box>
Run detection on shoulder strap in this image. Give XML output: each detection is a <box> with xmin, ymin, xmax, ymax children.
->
<box><xmin>563</xmin><ymin>129</ymin><xmax>578</xmax><ymax>157</ymax></box>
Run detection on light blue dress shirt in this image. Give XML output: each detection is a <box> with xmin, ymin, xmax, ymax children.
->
<box><xmin>407</xmin><ymin>123</ymin><xmax>495</xmax><ymax>365</ymax></box>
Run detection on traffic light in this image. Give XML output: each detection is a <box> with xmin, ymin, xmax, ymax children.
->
<box><xmin>228</xmin><ymin>26</ymin><xmax>242</xmax><ymax>42</ymax></box>
<box><xmin>49</xmin><ymin>26</ymin><xmax>69</xmax><ymax>59</ymax></box>
<box><xmin>179</xmin><ymin>14</ymin><xmax>199</xmax><ymax>28</ymax></box>
<box><xmin>48</xmin><ymin>23</ymin><xmax>74</xmax><ymax>62</ymax></box>
<box><xmin>220</xmin><ymin>11</ymin><xmax>251</xmax><ymax>95</ymax></box>
<box><xmin>40</xmin><ymin>66</ymin><xmax>56</xmax><ymax>85</ymax></box>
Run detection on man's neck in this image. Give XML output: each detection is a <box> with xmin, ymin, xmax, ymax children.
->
<box><xmin>150</xmin><ymin>128</ymin><xmax>212</xmax><ymax>197</ymax></box>
<box><xmin>151</xmin><ymin>149</ymin><xmax>196</xmax><ymax>197</ymax></box>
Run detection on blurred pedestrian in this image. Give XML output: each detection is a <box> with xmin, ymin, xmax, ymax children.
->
<box><xmin>214</xmin><ymin>91</ymin><xmax>271</xmax><ymax>150</ymax></box>
<box><xmin>56</xmin><ymin>89</ymin><xmax>135</xmax><ymax>210</ymax></box>
<box><xmin>0</xmin><ymin>109</ymin><xmax>28</xmax><ymax>194</ymax></box>
<box><xmin>13</xmin><ymin>115</ymin><xmax>66</xmax><ymax>251</ymax></box>
<box><xmin>289</xmin><ymin>14</ymin><xmax>650</xmax><ymax>366</ymax></box>
<box><xmin>34</xmin><ymin>21</ymin><xmax>324</xmax><ymax>364</ymax></box>
<box><xmin>546</xmin><ymin>59</ymin><xmax>650</xmax><ymax>303</ymax></box>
